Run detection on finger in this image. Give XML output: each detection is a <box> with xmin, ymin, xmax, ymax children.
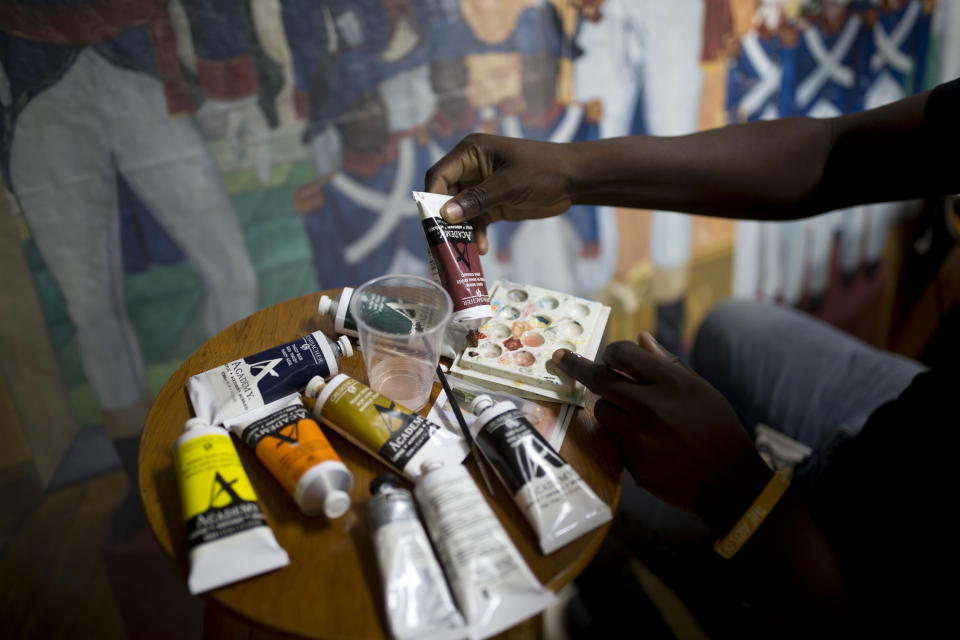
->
<box><xmin>425</xmin><ymin>136</ymin><xmax>486</xmax><ymax>195</ymax></box>
<box><xmin>602</xmin><ymin>340</ymin><xmax>674</xmax><ymax>384</ymax></box>
<box><xmin>442</xmin><ymin>176</ymin><xmax>519</xmax><ymax>224</ymax></box>
<box><xmin>551</xmin><ymin>349</ymin><xmax>648</xmax><ymax>407</ymax></box>
<box><xmin>636</xmin><ymin>332</ymin><xmax>684</xmax><ymax>367</ymax></box>
<box><xmin>475</xmin><ymin>219</ymin><xmax>489</xmax><ymax>255</ymax></box>
<box><xmin>593</xmin><ymin>398</ymin><xmax>633</xmax><ymax>436</ymax></box>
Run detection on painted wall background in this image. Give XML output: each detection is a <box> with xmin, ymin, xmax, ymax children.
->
<box><xmin>0</xmin><ymin>0</ymin><xmax>956</xmax><ymax>484</ymax></box>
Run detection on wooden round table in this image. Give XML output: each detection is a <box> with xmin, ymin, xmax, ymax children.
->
<box><xmin>139</xmin><ymin>290</ymin><xmax>623</xmax><ymax>639</ymax></box>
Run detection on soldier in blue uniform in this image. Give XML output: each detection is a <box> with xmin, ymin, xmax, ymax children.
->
<box><xmin>486</xmin><ymin>4</ymin><xmax>605</xmax><ymax>295</ymax></box>
<box><xmin>727</xmin><ymin>1</ymin><xmax>800</xmax><ymax>304</ymax></box>
<box><xmin>788</xmin><ymin>1</ymin><xmax>868</xmax><ymax>308</ymax></box>
<box><xmin>845</xmin><ymin>0</ymin><xmax>933</xmax><ymax>280</ymax></box>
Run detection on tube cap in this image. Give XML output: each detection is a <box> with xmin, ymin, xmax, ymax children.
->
<box><xmin>469</xmin><ymin>394</ymin><xmax>495</xmax><ymax>415</ymax></box>
<box><xmin>304</xmin><ymin>375</ymin><xmax>325</xmax><ymax>398</ymax></box>
<box><xmin>184</xmin><ymin>417</ymin><xmax>209</xmax><ymax>431</ymax></box>
<box><xmin>324</xmin><ymin>490</ymin><xmax>352</xmax><ymax>519</ymax></box>
<box><xmin>369</xmin><ymin>473</ymin><xmax>402</xmax><ymax>496</ymax></box>
<box><xmin>318</xmin><ymin>295</ymin><xmax>333</xmax><ymax>316</ymax></box>
<box><xmin>337</xmin><ymin>335</ymin><xmax>354</xmax><ymax>358</ymax></box>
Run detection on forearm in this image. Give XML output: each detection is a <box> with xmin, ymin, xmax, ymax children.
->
<box><xmin>702</xmin><ymin>467</ymin><xmax>852</xmax><ymax>626</ymax></box>
<box><xmin>565</xmin><ymin>89</ymin><xmax>944</xmax><ymax>220</ymax></box>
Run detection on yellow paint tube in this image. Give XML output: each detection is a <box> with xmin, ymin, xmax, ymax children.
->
<box><xmin>175</xmin><ymin>418</ymin><xmax>289</xmax><ymax>594</ymax></box>
<box><xmin>223</xmin><ymin>393</ymin><xmax>353</xmax><ymax>518</ymax></box>
<box><xmin>303</xmin><ymin>374</ymin><xmax>468</xmax><ymax>480</ymax></box>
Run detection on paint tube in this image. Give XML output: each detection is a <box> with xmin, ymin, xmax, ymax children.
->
<box><xmin>223</xmin><ymin>393</ymin><xmax>353</xmax><ymax>518</ymax></box>
<box><xmin>368</xmin><ymin>473</ymin><xmax>467</xmax><ymax>640</ymax></box>
<box><xmin>303</xmin><ymin>374</ymin><xmax>468</xmax><ymax>481</ymax></box>
<box><xmin>412</xmin><ymin>191</ymin><xmax>492</xmax><ymax>329</ymax></box>
<box><xmin>187</xmin><ymin>331</ymin><xmax>353</xmax><ymax>426</ymax></box>
<box><xmin>414</xmin><ymin>460</ymin><xmax>556</xmax><ymax>640</ymax></box>
<box><xmin>469</xmin><ymin>395</ymin><xmax>612</xmax><ymax>554</ymax></box>
<box><xmin>318</xmin><ymin>287</ymin><xmax>429</xmax><ymax>338</ymax></box>
<box><xmin>174</xmin><ymin>418</ymin><xmax>289</xmax><ymax>594</ymax></box>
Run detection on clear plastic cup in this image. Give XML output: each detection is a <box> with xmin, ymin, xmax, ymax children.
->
<box><xmin>351</xmin><ymin>275</ymin><xmax>453</xmax><ymax>411</ymax></box>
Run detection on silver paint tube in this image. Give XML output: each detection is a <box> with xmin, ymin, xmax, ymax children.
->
<box><xmin>414</xmin><ymin>461</ymin><xmax>555</xmax><ymax>640</ymax></box>
<box><xmin>368</xmin><ymin>474</ymin><xmax>467</xmax><ymax>640</ymax></box>
<box><xmin>468</xmin><ymin>395</ymin><xmax>612</xmax><ymax>554</ymax></box>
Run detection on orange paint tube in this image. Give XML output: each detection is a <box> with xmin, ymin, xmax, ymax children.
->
<box><xmin>224</xmin><ymin>392</ymin><xmax>353</xmax><ymax>518</ymax></box>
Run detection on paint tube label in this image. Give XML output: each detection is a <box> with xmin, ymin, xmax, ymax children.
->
<box><xmin>352</xmin><ymin>292</ymin><xmax>426</xmax><ymax>335</ymax></box>
<box><xmin>316</xmin><ymin>376</ymin><xmax>468</xmax><ymax>479</ymax></box>
<box><xmin>415</xmin><ymin>464</ymin><xmax>555</xmax><ymax>638</ymax></box>
<box><xmin>421</xmin><ymin>217</ymin><xmax>489</xmax><ymax>313</ymax></box>
<box><xmin>187</xmin><ymin>330</ymin><xmax>339</xmax><ymax>425</ymax></box>
<box><xmin>372</xmin><ymin>515</ymin><xmax>467</xmax><ymax>640</ymax></box>
<box><xmin>239</xmin><ymin>404</ymin><xmax>340</xmax><ymax>497</ymax></box>
<box><xmin>176</xmin><ymin>433</ymin><xmax>266</xmax><ymax>549</ymax></box>
<box><xmin>473</xmin><ymin>405</ymin><xmax>612</xmax><ymax>555</ymax></box>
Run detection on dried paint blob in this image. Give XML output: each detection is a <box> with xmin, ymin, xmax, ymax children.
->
<box><xmin>566</xmin><ymin>303</ymin><xmax>590</xmax><ymax>319</ymax></box>
<box><xmin>521</xmin><ymin>332</ymin><xmax>544</xmax><ymax>347</ymax></box>
<box><xmin>485</xmin><ymin>323</ymin><xmax>510</xmax><ymax>339</ymax></box>
<box><xmin>527</xmin><ymin>314</ymin><xmax>551</xmax><ymax>328</ymax></box>
<box><xmin>512</xmin><ymin>351</ymin><xmax>535</xmax><ymax>367</ymax></box>
<box><xmin>507</xmin><ymin>289</ymin><xmax>528</xmax><ymax>302</ymax></box>
<box><xmin>499</xmin><ymin>306</ymin><xmax>521</xmax><ymax>320</ymax></box>
<box><xmin>557</xmin><ymin>320</ymin><xmax>584</xmax><ymax>337</ymax></box>
<box><xmin>538</xmin><ymin>297</ymin><xmax>559</xmax><ymax>310</ymax></box>
<box><xmin>544</xmin><ymin>326</ymin><xmax>560</xmax><ymax>340</ymax></box>
<box><xmin>511</xmin><ymin>321</ymin><xmax>530</xmax><ymax>337</ymax></box>
<box><xmin>503</xmin><ymin>337</ymin><xmax>522</xmax><ymax>351</ymax></box>
<box><xmin>479</xmin><ymin>343</ymin><xmax>502</xmax><ymax>358</ymax></box>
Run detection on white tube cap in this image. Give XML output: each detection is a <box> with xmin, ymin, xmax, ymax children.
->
<box><xmin>337</xmin><ymin>335</ymin><xmax>354</xmax><ymax>358</ymax></box>
<box><xmin>323</xmin><ymin>490</ymin><xmax>352</xmax><ymax>519</ymax></box>
<box><xmin>304</xmin><ymin>375</ymin><xmax>325</xmax><ymax>398</ymax></box>
<box><xmin>184</xmin><ymin>417</ymin><xmax>209</xmax><ymax>431</ymax></box>
<box><xmin>469</xmin><ymin>394</ymin><xmax>495</xmax><ymax>415</ymax></box>
<box><xmin>296</xmin><ymin>464</ymin><xmax>354</xmax><ymax>518</ymax></box>
<box><xmin>318</xmin><ymin>295</ymin><xmax>333</xmax><ymax>316</ymax></box>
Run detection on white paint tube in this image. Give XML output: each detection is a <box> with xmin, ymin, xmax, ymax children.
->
<box><xmin>469</xmin><ymin>395</ymin><xmax>612</xmax><ymax>554</ymax></box>
<box><xmin>368</xmin><ymin>473</ymin><xmax>467</xmax><ymax>640</ymax></box>
<box><xmin>187</xmin><ymin>331</ymin><xmax>353</xmax><ymax>426</ymax></box>
<box><xmin>174</xmin><ymin>418</ymin><xmax>290</xmax><ymax>594</ymax></box>
<box><xmin>414</xmin><ymin>461</ymin><xmax>556</xmax><ymax>640</ymax></box>
<box><xmin>304</xmin><ymin>374</ymin><xmax>468</xmax><ymax>481</ymax></box>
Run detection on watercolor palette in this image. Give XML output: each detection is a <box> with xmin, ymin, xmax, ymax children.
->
<box><xmin>450</xmin><ymin>281</ymin><xmax>610</xmax><ymax>405</ymax></box>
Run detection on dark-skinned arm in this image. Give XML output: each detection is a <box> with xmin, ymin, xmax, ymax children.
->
<box><xmin>426</xmin><ymin>79</ymin><xmax>960</xmax><ymax>254</ymax></box>
<box><xmin>553</xmin><ymin>336</ymin><xmax>852</xmax><ymax>628</ymax></box>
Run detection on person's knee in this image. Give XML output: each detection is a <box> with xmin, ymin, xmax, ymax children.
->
<box><xmin>692</xmin><ymin>299</ymin><xmax>762</xmax><ymax>374</ymax></box>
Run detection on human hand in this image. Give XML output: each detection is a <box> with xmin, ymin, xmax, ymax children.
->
<box><xmin>554</xmin><ymin>333</ymin><xmax>773</xmax><ymax>532</ymax></box>
<box><xmin>424</xmin><ymin>133</ymin><xmax>575</xmax><ymax>254</ymax></box>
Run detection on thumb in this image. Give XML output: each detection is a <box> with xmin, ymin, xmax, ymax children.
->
<box><xmin>440</xmin><ymin>178</ymin><xmax>512</xmax><ymax>224</ymax></box>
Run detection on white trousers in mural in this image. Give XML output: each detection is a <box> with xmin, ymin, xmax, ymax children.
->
<box><xmin>574</xmin><ymin>0</ymin><xmax>704</xmax><ymax>288</ymax></box>
<box><xmin>9</xmin><ymin>50</ymin><xmax>257</xmax><ymax>411</ymax></box>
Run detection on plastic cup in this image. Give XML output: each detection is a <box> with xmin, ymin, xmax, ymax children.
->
<box><xmin>351</xmin><ymin>275</ymin><xmax>453</xmax><ymax>411</ymax></box>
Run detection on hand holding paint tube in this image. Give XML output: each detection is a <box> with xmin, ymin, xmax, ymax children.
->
<box><xmin>413</xmin><ymin>191</ymin><xmax>492</xmax><ymax>331</ymax></box>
